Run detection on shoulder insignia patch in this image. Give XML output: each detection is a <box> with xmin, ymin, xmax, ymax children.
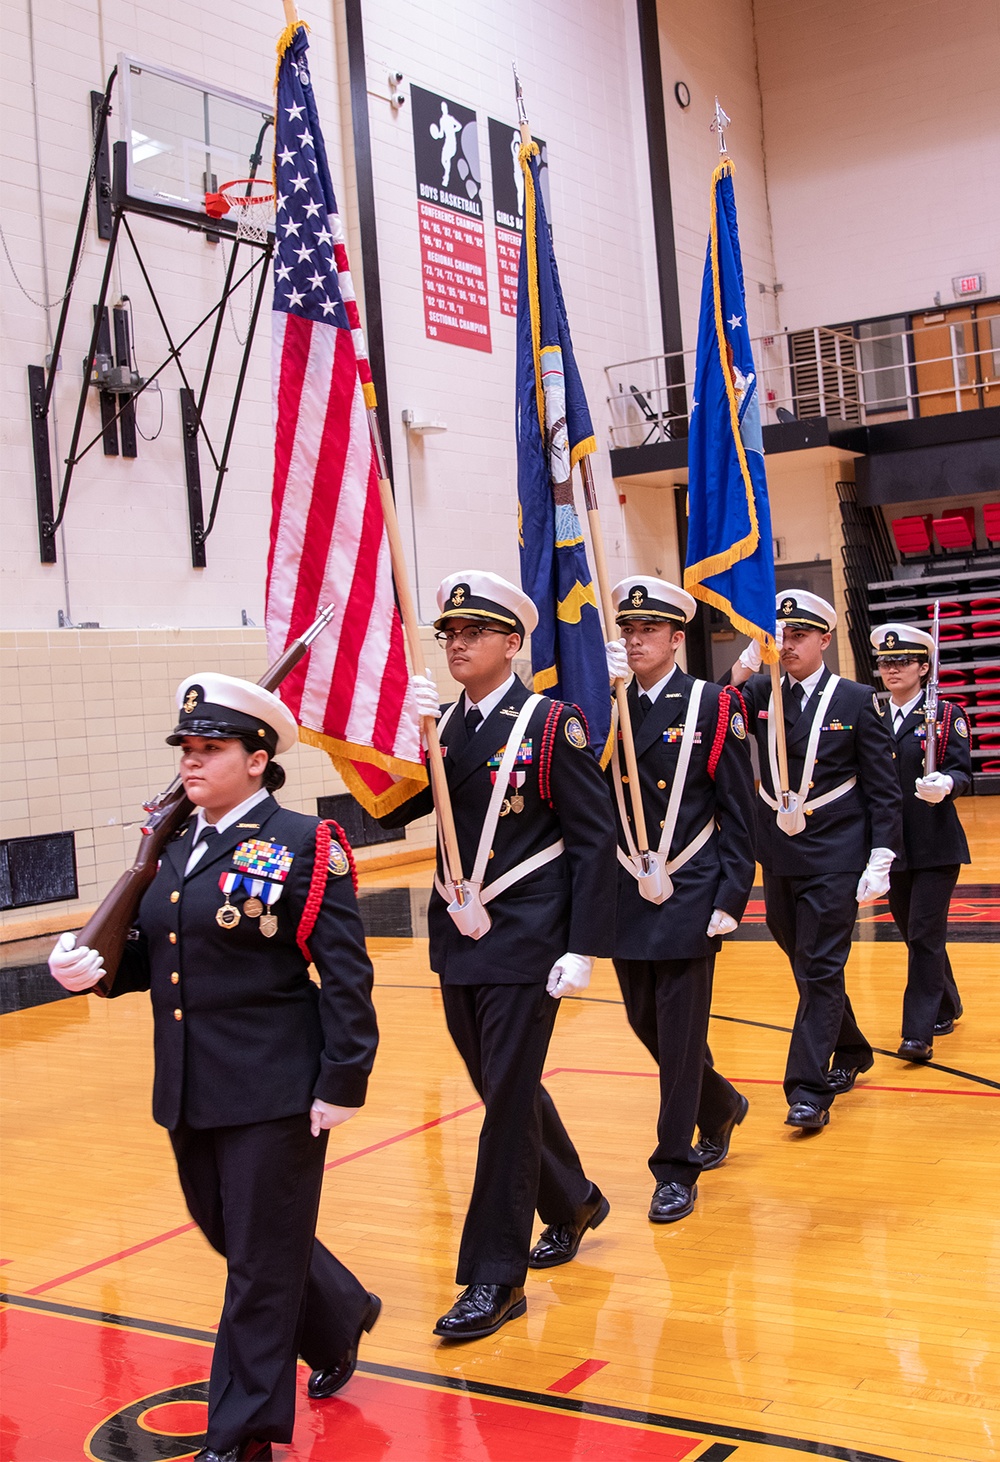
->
<box><xmin>328</xmin><ymin>840</ymin><xmax>350</xmax><ymax>877</ymax></box>
<box><xmin>730</xmin><ymin>711</ymin><xmax>747</xmax><ymax>741</ymax></box>
<box><xmin>955</xmin><ymin>716</ymin><xmax>969</xmax><ymax>739</ymax></box>
<box><xmin>564</xmin><ymin>716</ymin><xmax>588</xmax><ymax>749</ymax></box>
<box><xmin>872</xmin><ymin>693</ymin><xmax>885</xmax><ymax>718</ymax></box>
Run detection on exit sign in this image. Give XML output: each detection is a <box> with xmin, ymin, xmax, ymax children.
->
<box><xmin>953</xmin><ymin>273</ymin><xmax>984</xmax><ymax>297</ymax></box>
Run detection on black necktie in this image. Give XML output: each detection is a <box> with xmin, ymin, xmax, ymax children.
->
<box><xmin>786</xmin><ymin>680</ymin><xmax>805</xmax><ymax>724</ymax></box>
<box><xmin>195</xmin><ymin>824</ymin><xmax>220</xmax><ymax>847</ymax></box>
<box><xmin>634</xmin><ymin>692</ymin><xmax>652</xmax><ymax>727</ymax></box>
<box><xmin>465</xmin><ymin>705</ymin><xmax>482</xmax><ymax>738</ymax></box>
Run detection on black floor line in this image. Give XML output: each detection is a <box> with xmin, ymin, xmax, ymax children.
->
<box><xmin>0</xmin><ymin>1291</ymin><xmax>904</xmax><ymax>1462</ymax></box>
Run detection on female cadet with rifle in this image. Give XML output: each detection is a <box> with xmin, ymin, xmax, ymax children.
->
<box><xmin>47</xmin><ymin>669</ymin><xmax>380</xmax><ymax>1462</ymax></box>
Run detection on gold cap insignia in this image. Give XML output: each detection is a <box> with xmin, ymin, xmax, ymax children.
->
<box><xmin>780</xmin><ymin>598</ymin><xmax>796</xmax><ymax>617</ymax></box>
<box><xmin>183</xmin><ymin>688</ymin><xmax>200</xmax><ymax>714</ymax></box>
<box><xmin>885</xmin><ymin>631</ymin><xmax>898</xmax><ymax>649</ymax></box>
<box><xmin>451</xmin><ymin>585</ymin><xmax>467</xmax><ymax>606</ymax></box>
<box><xmin>630</xmin><ymin>586</ymin><xmax>646</xmax><ymax>608</ymax></box>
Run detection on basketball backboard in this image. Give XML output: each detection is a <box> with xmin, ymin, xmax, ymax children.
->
<box><xmin>118</xmin><ymin>55</ymin><xmax>273</xmax><ymax>221</ymax></box>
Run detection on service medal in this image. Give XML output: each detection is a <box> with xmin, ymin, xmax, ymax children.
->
<box><xmin>243</xmin><ymin>897</ymin><xmax>264</xmax><ymax>918</ymax></box>
<box><xmin>509</xmin><ymin>793</ymin><xmax>525</xmax><ymax>813</ymax></box>
<box><xmin>260</xmin><ymin>913</ymin><xmax>278</xmax><ymax>937</ymax></box>
<box><xmin>216</xmin><ymin>902</ymin><xmax>241</xmax><ymax>929</ymax></box>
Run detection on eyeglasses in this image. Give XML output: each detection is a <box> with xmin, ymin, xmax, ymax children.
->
<box><xmin>434</xmin><ymin>624</ymin><xmax>510</xmax><ymax>646</ymax></box>
<box><xmin>879</xmin><ymin>655</ymin><xmax>924</xmax><ymax>668</ymax></box>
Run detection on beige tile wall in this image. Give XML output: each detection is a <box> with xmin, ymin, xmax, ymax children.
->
<box><xmin>0</xmin><ymin>627</ymin><xmax>460</xmax><ymax>933</ymax></box>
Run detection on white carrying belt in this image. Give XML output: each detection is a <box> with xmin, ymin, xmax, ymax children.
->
<box><xmin>611</xmin><ymin>679</ymin><xmax>714</xmax><ymax>903</ymax></box>
<box><xmin>432</xmin><ymin>693</ymin><xmax>564</xmax><ymax>938</ymax></box>
<box><xmin>762</xmin><ymin>673</ymin><xmax>855</xmax><ymax>834</ymax></box>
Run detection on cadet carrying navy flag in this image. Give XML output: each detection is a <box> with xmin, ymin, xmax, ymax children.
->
<box><xmin>684</xmin><ymin>153</ymin><xmax>777</xmax><ymax>660</ymax></box>
<box><xmin>515</xmin><ymin>136</ymin><xmax>611</xmax><ymax>759</ymax></box>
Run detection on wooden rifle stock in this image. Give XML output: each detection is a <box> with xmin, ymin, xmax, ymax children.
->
<box><xmin>83</xmin><ymin>605</ymin><xmax>335</xmax><ymax>995</ymax></box>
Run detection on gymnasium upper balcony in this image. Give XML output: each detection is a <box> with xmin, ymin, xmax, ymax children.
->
<box><xmin>606</xmin><ymin>299</ymin><xmax>1000</xmax><ymax>505</ymax></box>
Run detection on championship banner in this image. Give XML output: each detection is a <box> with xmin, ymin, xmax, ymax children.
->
<box><xmin>487</xmin><ymin>119</ymin><xmax>548</xmax><ymax>317</ymax></box>
<box><xmin>684</xmin><ymin>159</ymin><xmax>777</xmax><ymax>657</ymax></box>
<box><xmin>411</xmin><ymin>85</ymin><xmax>491</xmax><ymax>352</ymax></box>
<box><xmin>267</xmin><ymin>24</ymin><xmax>426</xmax><ymax>815</ymax></box>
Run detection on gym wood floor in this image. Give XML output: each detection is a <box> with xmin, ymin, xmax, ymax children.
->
<box><xmin>2</xmin><ymin>800</ymin><xmax>997</xmax><ymax>1462</ymax></box>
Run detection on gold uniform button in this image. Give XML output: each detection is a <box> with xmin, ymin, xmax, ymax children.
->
<box><xmin>622</xmin><ymin>775</ymin><xmax>629</xmax><ymax>784</ymax></box>
<box><xmin>173</xmin><ymin>1008</ymin><xmax>183</xmax><ymax>1021</ymax></box>
<box><xmin>488</xmin><ymin>850</ymin><xmax>495</xmax><ymax>859</ymax></box>
<box><xmin>659</xmin><ymin>819</ymin><xmax>665</xmax><ymax>829</ymax></box>
<box><xmin>806</xmin><ymin>809</ymin><xmax>814</xmax><ymax>816</ymax></box>
<box><xmin>808</xmin><ymin>781</ymin><xmax>815</xmax><ymax>789</ymax></box>
<box><xmin>170</xmin><ymin>891</ymin><xmax>180</xmax><ymax>903</ymax></box>
<box><xmin>657</xmin><ymin>780</ymin><xmax>666</xmax><ymax>789</ymax></box>
<box><xmin>169</xmin><ymin>932</ymin><xmax>177</xmax><ymax>944</ymax></box>
<box><xmin>171</xmin><ymin>972</ymin><xmax>180</xmax><ymax>985</ymax></box>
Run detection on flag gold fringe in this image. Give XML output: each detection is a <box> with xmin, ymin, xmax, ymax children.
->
<box><xmin>298</xmin><ymin>726</ymin><xmax>427</xmax><ymax>816</ymax></box>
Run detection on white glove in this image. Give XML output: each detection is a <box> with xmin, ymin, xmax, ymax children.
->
<box><xmin>915</xmin><ymin>772</ymin><xmax>953</xmax><ymax>804</ymax></box>
<box><xmin>706</xmin><ymin>908</ymin><xmax>738</xmax><ymax>938</ymax></box>
<box><xmin>48</xmin><ymin>931</ymin><xmax>105</xmax><ymax>992</ymax></box>
<box><xmin>546</xmin><ymin>953</ymin><xmax>594</xmax><ymax>997</ymax></box>
<box><xmin>856</xmin><ymin>847</ymin><xmax>895</xmax><ymax>906</ymax></box>
<box><xmin>410</xmin><ymin>670</ymin><xmax>440</xmax><ymax>719</ymax></box>
<box><xmin>605</xmin><ymin>638</ymin><xmax>629</xmax><ymax>683</ymax></box>
<box><xmin>738</xmin><ymin>625</ymin><xmax>781</xmax><ymax>673</ymax></box>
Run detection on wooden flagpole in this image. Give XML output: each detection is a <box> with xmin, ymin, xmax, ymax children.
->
<box><xmin>278</xmin><ymin>0</ymin><xmax>465</xmax><ymax>891</ymax></box>
<box><xmin>769</xmin><ymin>659</ymin><xmax>792</xmax><ymax>806</ymax></box>
<box><xmin>514</xmin><ymin>72</ymin><xmax>652</xmax><ymax>862</ymax></box>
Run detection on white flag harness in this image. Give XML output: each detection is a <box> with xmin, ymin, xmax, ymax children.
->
<box><xmin>758</xmin><ymin>673</ymin><xmax>856</xmax><ymax>835</ymax></box>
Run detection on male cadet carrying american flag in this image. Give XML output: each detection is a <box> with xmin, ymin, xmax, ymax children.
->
<box><xmin>382</xmin><ymin>572</ymin><xmax>617</xmax><ymax>1341</ymax></box>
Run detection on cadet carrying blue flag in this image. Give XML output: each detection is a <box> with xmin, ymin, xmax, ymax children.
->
<box><xmin>684</xmin><ymin>158</ymin><xmax>777</xmax><ymax>661</ymax></box>
<box><xmin>515</xmin><ymin>139</ymin><xmax>611</xmax><ymax>758</ymax></box>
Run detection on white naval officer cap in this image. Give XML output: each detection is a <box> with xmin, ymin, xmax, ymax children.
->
<box><xmin>775</xmin><ymin>589</ymin><xmax>837</xmax><ymax>633</ymax></box>
<box><xmin>870</xmin><ymin>622</ymin><xmax>934</xmax><ymax>658</ymax></box>
<box><xmin>435</xmin><ymin>570</ymin><xmax>539</xmax><ymax>640</ymax></box>
<box><xmin>611</xmin><ymin>576</ymin><xmax>697</xmax><ymax>625</ymax></box>
<box><xmin>168</xmin><ymin>672</ymin><xmax>299</xmax><ymax>755</ymax></box>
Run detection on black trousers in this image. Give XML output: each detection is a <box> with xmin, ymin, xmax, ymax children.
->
<box><xmin>763</xmin><ymin>870</ymin><xmax>872</xmax><ymax>1109</ymax></box>
<box><xmin>170</xmin><ymin>1113</ymin><xmax>370</xmax><ymax>1452</ymax></box>
<box><xmin>887</xmin><ymin>865</ymin><xmax>962</xmax><ymax>1044</ymax></box>
<box><xmin>441</xmin><ymin>981</ymin><xmax>594</xmax><ymax>1287</ymax></box>
<box><xmin>614</xmin><ymin>954</ymin><xmax>740</xmax><ymax>1186</ymax></box>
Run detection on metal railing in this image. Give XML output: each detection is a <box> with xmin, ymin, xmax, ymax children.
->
<box><xmin>604</xmin><ymin>317</ymin><xmax>1000</xmax><ymax>450</ymax></box>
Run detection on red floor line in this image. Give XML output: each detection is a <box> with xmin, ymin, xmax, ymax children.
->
<box><xmin>26</xmin><ymin>1222</ymin><xmax>198</xmax><ymax>1296</ymax></box>
<box><xmin>24</xmin><ymin>1094</ymin><xmax>490</xmax><ymax>1297</ymax></box>
<box><xmin>548</xmin><ymin>1358</ymin><xmax>609</xmax><ymax>1393</ymax></box>
<box><xmin>550</xmin><ymin>1067</ymin><xmax>999</xmax><ymax>1096</ymax></box>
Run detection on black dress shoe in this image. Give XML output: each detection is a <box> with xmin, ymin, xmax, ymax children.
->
<box><xmin>694</xmin><ymin>1092</ymin><xmax>750</xmax><ymax>1171</ymax></box>
<box><xmin>934</xmin><ymin>1003</ymin><xmax>962</xmax><ymax>1036</ymax></box>
<box><xmin>826</xmin><ymin>1060</ymin><xmax>873</xmax><ymax>1095</ymax></box>
<box><xmin>434</xmin><ymin>1284</ymin><xmax>526</xmax><ymax>1340</ymax></box>
<box><xmin>648</xmin><ymin>1181</ymin><xmax>696</xmax><ymax>1223</ymax></box>
<box><xmin>897</xmin><ymin>1038</ymin><xmax>933</xmax><ymax>1063</ymax></box>
<box><xmin>195</xmin><ymin>1442</ymin><xmax>271</xmax><ymax>1462</ymax></box>
<box><xmin>308</xmin><ymin>1290</ymin><xmax>382</xmax><ymax>1398</ymax></box>
<box><xmin>785</xmin><ymin>1102</ymin><xmax>830</xmax><ymax>1130</ymax></box>
<box><xmin>528</xmin><ymin>1187</ymin><xmax>610</xmax><ymax>1268</ymax></box>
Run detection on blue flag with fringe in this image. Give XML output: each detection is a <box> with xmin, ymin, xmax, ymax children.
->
<box><xmin>684</xmin><ymin>160</ymin><xmax>777</xmax><ymax>660</ymax></box>
<box><xmin>515</xmin><ymin>142</ymin><xmax>611</xmax><ymax>758</ymax></box>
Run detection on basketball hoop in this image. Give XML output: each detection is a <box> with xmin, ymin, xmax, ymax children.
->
<box><xmin>205</xmin><ymin>179</ymin><xmax>275</xmax><ymax>244</ymax></box>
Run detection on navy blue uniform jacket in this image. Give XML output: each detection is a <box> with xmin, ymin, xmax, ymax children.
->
<box><xmin>739</xmin><ymin>668</ymin><xmax>903</xmax><ymax>876</ymax></box>
<box><xmin>891</xmin><ymin>692</ymin><xmax>972</xmax><ymax>869</ymax></box>
<box><xmin>381</xmin><ymin>676</ymin><xmax>617</xmax><ymax>983</ymax></box>
<box><xmin>111</xmin><ymin>798</ymin><xmax>378</xmax><ymax>1131</ymax></box>
<box><xmin>609</xmin><ymin>672</ymin><xmax>756</xmax><ymax>961</ymax></box>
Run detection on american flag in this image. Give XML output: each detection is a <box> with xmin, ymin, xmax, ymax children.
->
<box><xmin>266</xmin><ymin>23</ymin><xmax>425</xmax><ymax>815</ymax></box>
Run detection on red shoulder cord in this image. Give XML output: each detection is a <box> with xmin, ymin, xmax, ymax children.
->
<box><xmin>538</xmin><ymin>701</ymin><xmax>589</xmax><ymax>808</ymax></box>
<box><xmin>707</xmin><ymin>684</ymin><xmax>747</xmax><ymax>780</ymax></box>
<box><xmin>297</xmin><ymin>819</ymin><xmax>357</xmax><ymax>962</ymax></box>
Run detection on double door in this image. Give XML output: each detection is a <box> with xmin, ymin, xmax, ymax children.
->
<box><xmin>911</xmin><ymin>300</ymin><xmax>1000</xmax><ymax>415</ymax></box>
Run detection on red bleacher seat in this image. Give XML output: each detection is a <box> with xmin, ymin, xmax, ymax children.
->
<box><xmin>932</xmin><ymin>507</ymin><xmax>976</xmax><ymax>551</ymax></box>
<box><xmin>891</xmin><ymin>515</ymin><xmax>933</xmax><ymax>557</ymax></box>
<box><xmin>983</xmin><ymin>502</ymin><xmax>1000</xmax><ymax>545</ymax></box>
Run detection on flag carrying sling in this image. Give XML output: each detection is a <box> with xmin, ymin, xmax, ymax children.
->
<box><xmin>266</xmin><ymin>24</ymin><xmax>425</xmax><ymax>814</ymax></box>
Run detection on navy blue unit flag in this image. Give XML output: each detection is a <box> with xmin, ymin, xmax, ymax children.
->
<box><xmin>684</xmin><ymin>160</ymin><xmax>777</xmax><ymax>660</ymax></box>
<box><xmin>515</xmin><ymin>142</ymin><xmax>611</xmax><ymax>758</ymax></box>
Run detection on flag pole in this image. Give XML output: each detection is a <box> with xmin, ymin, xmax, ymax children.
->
<box><xmin>513</xmin><ymin>68</ymin><xmax>652</xmax><ymax>863</ymax></box>
<box><xmin>365</xmin><ymin>412</ymin><xmax>466</xmax><ymax>890</ymax></box>
<box><xmin>277</xmin><ymin>0</ymin><xmax>464</xmax><ymax>892</ymax></box>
